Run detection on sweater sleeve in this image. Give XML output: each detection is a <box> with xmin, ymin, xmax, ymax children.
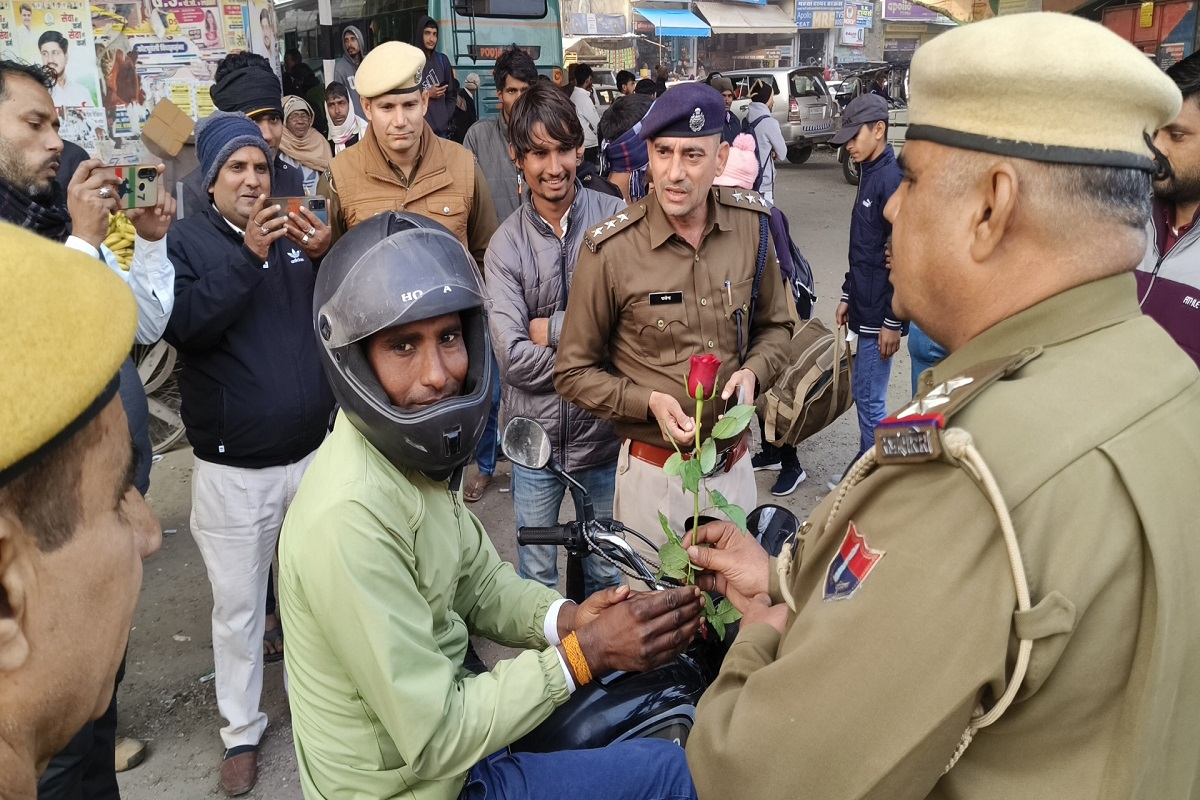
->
<box><xmin>300</xmin><ymin>499</ymin><xmax>569</xmax><ymax>783</ymax></box>
<box><xmin>880</xmin><ymin>167</ymin><xmax>904</xmax><ymax>331</ymax></box>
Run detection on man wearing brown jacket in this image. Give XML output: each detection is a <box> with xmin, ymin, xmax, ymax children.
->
<box><xmin>322</xmin><ymin>42</ymin><xmax>497</xmax><ymax>267</ymax></box>
<box><xmin>684</xmin><ymin>14</ymin><xmax>1200</xmax><ymax>799</ymax></box>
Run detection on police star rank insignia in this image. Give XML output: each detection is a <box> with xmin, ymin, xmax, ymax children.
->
<box><xmin>824</xmin><ymin>521</ymin><xmax>883</xmax><ymax>601</ymax></box>
<box><xmin>689</xmin><ymin>107</ymin><xmax>705</xmax><ymax>132</ymax></box>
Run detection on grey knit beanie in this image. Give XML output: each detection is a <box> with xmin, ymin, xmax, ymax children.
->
<box><xmin>195</xmin><ymin>111</ymin><xmax>274</xmax><ymax>190</ymax></box>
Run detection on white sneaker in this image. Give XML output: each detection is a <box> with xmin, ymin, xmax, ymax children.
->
<box><xmin>826</xmin><ymin>473</ymin><xmax>844</xmax><ymax>492</ymax></box>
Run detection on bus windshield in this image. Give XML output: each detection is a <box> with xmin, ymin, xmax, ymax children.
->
<box><xmin>459</xmin><ymin>0</ymin><xmax>547</xmax><ymax>18</ymax></box>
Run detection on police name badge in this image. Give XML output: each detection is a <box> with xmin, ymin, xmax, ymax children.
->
<box><xmin>874</xmin><ymin>413</ymin><xmax>943</xmax><ymax>465</ymax></box>
<box><xmin>689</xmin><ymin>107</ymin><xmax>705</xmax><ymax>132</ymax></box>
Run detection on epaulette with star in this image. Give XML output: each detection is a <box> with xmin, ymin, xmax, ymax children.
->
<box><xmin>874</xmin><ymin>347</ymin><xmax>1043</xmax><ymax>465</ymax></box>
<box><xmin>583</xmin><ymin>202</ymin><xmax>647</xmax><ymax>253</ymax></box>
<box><xmin>714</xmin><ymin>186</ymin><xmax>772</xmax><ymax>213</ymax></box>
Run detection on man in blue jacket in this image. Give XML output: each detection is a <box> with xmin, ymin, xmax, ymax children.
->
<box><xmin>830</xmin><ymin>93</ymin><xmax>905</xmax><ymax>467</ymax></box>
<box><xmin>164</xmin><ymin>111</ymin><xmax>335</xmax><ymax>797</ymax></box>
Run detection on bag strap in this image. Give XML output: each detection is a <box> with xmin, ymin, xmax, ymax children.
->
<box><xmin>745</xmin><ymin>212</ymin><xmax>771</xmax><ymax>354</ymax></box>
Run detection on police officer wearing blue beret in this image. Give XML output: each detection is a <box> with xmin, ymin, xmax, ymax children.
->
<box><xmin>555</xmin><ymin>82</ymin><xmax>795</xmax><ymax>573</ymax></box>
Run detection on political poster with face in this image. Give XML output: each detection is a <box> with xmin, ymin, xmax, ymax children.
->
<box><xmin>246</xmin><ymin>0</ymin><xmax>278</xmax><ymax>75</ymax></box>
<box><xmin>0</xmin><ymin>1</ymin><xmax>102</xmax><ymax>109</ymax></box>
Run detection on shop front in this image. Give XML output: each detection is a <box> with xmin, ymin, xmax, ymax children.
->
<box><xmin>693</xmin><ymin>1</ymin><xmax>797</xmax><ymax>71</ymax></box>
<box><xmin>880</xmin><ymin>0</ymin><xmax>955</xmax><ymax>61</ymax></box>
<box><xmin>632</xmin><ymin>6</ymin><xmax>709</xmax><ymax>76</ymax></box>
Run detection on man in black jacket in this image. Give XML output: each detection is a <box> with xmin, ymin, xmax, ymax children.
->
<box><xmin>164</xmin><ymin>111</ymin><xmax>335</xmax><ymax>797</ymax></box>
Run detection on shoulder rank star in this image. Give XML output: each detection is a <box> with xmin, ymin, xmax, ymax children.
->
<box><xmin>824</xmin><ymin>521</ymin><xmax>883</xmax><ymax>601</ymax></box>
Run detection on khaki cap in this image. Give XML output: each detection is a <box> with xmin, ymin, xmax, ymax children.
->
<box><xmin>355</xmin><ymin>41</ymin><xmax>427</xmax><ymax>99</ymax></box>
<box><xmin>906</xmin><ymin>13</ymin><xmax>1181</xmax><ymax>171</ymax></box>
<box><xmin>0</xmin><ymin>223</ymin><xmax>135</xmax><ymax>486</ymax></box>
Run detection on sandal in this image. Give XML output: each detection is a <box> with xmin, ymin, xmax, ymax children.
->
<box><xmin>464</xmin><ymin>470</ymin><xmax>492</xmax><ymax>503</ymax></box>
<box><xmin>263</xmin><ymin>622</ymin><xmax>284</xmax><ymax>663</ymax></box>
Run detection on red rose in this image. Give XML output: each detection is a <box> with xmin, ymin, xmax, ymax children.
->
<box><xmin>687</xmin><ymin>354</ymin><xmax>722</xmax><ymax>399</ymax></box>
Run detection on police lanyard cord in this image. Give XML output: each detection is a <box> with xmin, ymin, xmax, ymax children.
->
<box><xmin>786</xmin><ymin>427</ymin><xmax>1034</xmax><ymax>774</ymax></box>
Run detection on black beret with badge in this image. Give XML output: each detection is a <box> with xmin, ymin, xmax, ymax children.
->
<box><xmin>639</xmin><ymin>82</ymin><xmax>726</xmax><ymax>140</ymax></box>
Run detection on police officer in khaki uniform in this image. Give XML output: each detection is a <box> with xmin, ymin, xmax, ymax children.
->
<box><xmin>554</xmin><ymin>82</ymin><xmax>794</xmax><ymax>574</ymax></box>
<box><xmin>320</xmin><ymin>42</ymin><xmax>498</xmax><ymax>267</ymax></box>
<box><xmin>684</xmin><ymin>14</ymin><xmax>1200</xmax><ymax>798</ymax></box>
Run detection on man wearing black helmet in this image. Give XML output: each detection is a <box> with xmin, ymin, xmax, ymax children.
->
<box><xmin>279</xmin><ymin>212</ymin><xmax>703</xmax><ymax>800</ymax></box>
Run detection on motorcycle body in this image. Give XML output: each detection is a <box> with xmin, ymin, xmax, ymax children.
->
<box><xmin>499</xmin><ymin>417</ymin><xmax>801</xmax><ymax>753</ymax></box>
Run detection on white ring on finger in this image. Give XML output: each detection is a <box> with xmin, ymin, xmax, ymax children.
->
<box><xmin>261</xmin><ymin>226</ymin><xmax>269</xmax><ymax>236</ymax></box>
<box><xmin>307</xmin><ymin>226</ymin><xmax>316</xmax><ymax>238</ymax></box>
<box><xmin>301</xmin><ymin>233</ymin><xmax>310</xmax><ymax>245</ymax></box>
<box><xmin>99</xmin><ymin>186</ymin><xmax>112</xmax><ymax>199</ymax></box>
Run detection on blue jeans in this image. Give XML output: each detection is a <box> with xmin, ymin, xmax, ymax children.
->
<box><xmin>512</xmin><ymin>462</ymin><xmax>621</xmax><ymax>597</ymax></box>
<box><xmin>476</xmin><ymin>368</ymin><xmax>502</xmax><ymax>476</ymax></box>
<box><xmin>460</xmin><ymin>740</ymin><xmax>696</xmax><ymax>800</ymax></box>
<box><xmin>908</xmin><ymin>323</ymin><xmax>948</xmax><ymax>395</ymax></box>
<box><xmin>853</xmin><ymin>334</ymin><xmax>894</xmax><ymax>459</ymax></box>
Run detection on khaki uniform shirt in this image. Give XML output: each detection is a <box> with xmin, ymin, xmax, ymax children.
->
<box><xmin>554</xmin><ymin>188</ymin><xmax>794</xmax><ymax>447</ymax></box>
<box><xmin>321</xmin><ymin>122</ymin><xmax>498</xmax><ymax>269</ymax></box>
<box><xmin>688</xmin><ymin>273</ymin><xmax>1200</xmax><ymax>799</ymax></box>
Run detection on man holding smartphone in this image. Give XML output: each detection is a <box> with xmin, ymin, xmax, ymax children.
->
<box><xmin>0</xmin><ymin>59</ymin><xmax>176</xmax><ymax>800</ymax></box>
<box><xmin>165</xmin><ymin>111</ymin><xmax>335</xmax><ymax>796</ymax></box>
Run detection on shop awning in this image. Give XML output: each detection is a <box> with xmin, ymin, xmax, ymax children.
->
<box><xmin>634</xmin><ymin>9</ymin><xmax>712</xmax><ymax>37</ymax></box>
<box><xmin>694</xmin><ymin>2</ymin><xmax>797</xmax><ymax>34</ymax></box>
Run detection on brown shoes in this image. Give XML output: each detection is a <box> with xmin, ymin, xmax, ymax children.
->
<box><xmin>220</xmin><ymin>747</ymin><xmax>258</xmax><ymax>796</ymax></box>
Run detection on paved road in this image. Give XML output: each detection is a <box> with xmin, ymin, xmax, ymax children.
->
<box><xmin>116</xmin><ymin>149</ymin><xmax>920</xmax><ymax>798</ymax></box>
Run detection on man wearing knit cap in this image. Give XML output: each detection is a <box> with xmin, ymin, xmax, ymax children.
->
<box><xmin>164</xmin><ymin>111</ymin><xmax>335</xmax><ymax>796</ymax></box>
<box><xmin>0</xmin><ymin>223</ymin><xmax>161</xmax><ymax>797</ymax></box>
<box><xmin>709</xmin><ymin>76</ymin><xmax>739</xmax><ymax>145</ymax></box>
<box><xmin>183</xmin><ymin>54</ymin><xmax>332</xmax><ymax>262</ymax></box>
<box><xmin>685</xmin><ymin>13</ymin><xmax>1200</xmax><ymax>798</ymax></box>
<box><xmin>322</xmin><ymin>41</ymin><xmax>498</xmax><ymax>268</ymax></box>
<box><xmin>556</xmin><ymin>82</ymin><xmax>794</xmax><ymax>581</ymax></box>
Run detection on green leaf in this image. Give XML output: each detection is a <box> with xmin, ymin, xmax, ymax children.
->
<box><xmin>662</xmin><ymin>451</ymin><xmax>685</xmax><ymax>477</ymax></box>
<box><xmin>714</xmin><ymin>596</ymin><xmax>743</xmax><ymax>625</ymax></box>
<box><xmin>681</xmin><ymin>458</ymin><xmax>703</xmax><ymax>494</ymax></box>
<box><xmin>707</xmin><ymin>489</ymin><xmax>748</xmax><ymax>533</ymax></box>
<box><xmin>699</xmin><ymin>439</ymin><xmax>717</xmax><ymax>474</ymax></box>
<box><xmin>702</xmin><ymin>590</ymin><xmax>717</xmax><ymax>617</ymax></box>
<box><xmin>658</xmin><ymin>512</ymin><xmax>680</xmax><ymax>546</ymax></box>
<box><xmin>657</xmin><ymin>540</ymin><xmax>691</xmax><ymax>581</ymax></box>
<box><xmin>710</xmin><ymin>403</ymin><xmax>756</xmax><ymax>440</ymax></box>
<box><xmin>709</xmin><ymin>615</ymin><xmax>727</xmax><ymax>641</ymax></box>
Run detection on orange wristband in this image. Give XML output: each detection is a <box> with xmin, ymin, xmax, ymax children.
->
<box><xmin>562</xmin><ymin>632</ymin><xmax>593</xmax><ymax>686</ymax></box>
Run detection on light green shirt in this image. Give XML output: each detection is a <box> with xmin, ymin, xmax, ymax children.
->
<box><xmin>280</xmin><ymin>413</ymin><xmax>569</xmax><ymax>799</ymax></box>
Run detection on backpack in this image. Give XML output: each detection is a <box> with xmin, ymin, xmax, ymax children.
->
<box><xmin>756</xmin><ymin>318</ymin><xmax>855</xmax><ymax>446</ymax></box>
<box><xmin>747</xmin><ymin>213</ymin><xmax>854</xmax><ymax>447</ymax></box>
<box><xmin>740</xmin><ymin>114</ymin><xmax>769</xmax><ymax>192</ymax></box>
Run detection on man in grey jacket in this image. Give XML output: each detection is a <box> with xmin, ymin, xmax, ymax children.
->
<box><xmin>333</xmin><ymin>25</ymin><xmax>366</xmax><ymax>118</ymax></box>
<box><xmin>485</xmin><ymin>80</ymin><xmax>625</xmax><ymax>596</ymax></box>
<box><xmin>464</xmin><ymin>46</ymin><xmax>538</xmax><ymax>223</ymax></box>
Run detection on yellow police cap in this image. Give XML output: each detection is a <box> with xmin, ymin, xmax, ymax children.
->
<box><xmin>355</xmin><ymin>41</ymin><xmax>426</xmax><ymax>100</ymax></box>
<box><xmin>907</xmin><ymin>12</ymin><xmax>1181</xmax><ymax>171</ymax></box>
<box><xmin>0</xmin><ymin>223</ymin><xmax>136</xmax><ymax>485</ymax></box>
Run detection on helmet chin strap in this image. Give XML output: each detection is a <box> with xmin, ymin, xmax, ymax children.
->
<box><xmin>448</xmin><ymin>465</ymin><xmax>465</xmax><ymax>492</ymax></box>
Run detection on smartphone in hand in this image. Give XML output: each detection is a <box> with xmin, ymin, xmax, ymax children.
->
<box><xmin>112</xmin><ymin>165</ymin><xmax>160</xmax><ymax>209</ymax></box>
<box><xmin>267</xmin><ymin>196</ymin><xmax>328</xmax><ymax>227</ymax></box>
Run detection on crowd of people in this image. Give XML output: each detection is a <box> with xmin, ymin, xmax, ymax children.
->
<box><xmin>4</xmin><ymin>10</ymin><xmax>1200</xmax><ymax>800</ymax></box>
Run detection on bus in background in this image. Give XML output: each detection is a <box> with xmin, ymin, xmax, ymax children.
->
<box><xmin>276</xmin><ymin>0</ymin><xmax>563</xmax><ymax>121</ymax></box>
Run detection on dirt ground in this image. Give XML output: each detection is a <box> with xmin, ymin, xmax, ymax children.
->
<box><xmin>115</xmin><ymin>151</ymin><xmax>920</xmax><ymax>798</ymax></box>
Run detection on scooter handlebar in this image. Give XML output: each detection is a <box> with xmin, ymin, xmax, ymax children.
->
<box><xmin>517</xmin><ymin>526</ymin><xmax>572</xmax><ymax>546</ymax></box>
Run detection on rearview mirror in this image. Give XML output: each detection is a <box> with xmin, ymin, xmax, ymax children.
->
<box><xmin>746</xmin><ymin>504</ymin><xmax>801</xmax><ymax>557</ymax></box>
<box><xmin>502</xmin><ymin>417</ymin><xmax>552</xmax><ymax>470</ymax></box>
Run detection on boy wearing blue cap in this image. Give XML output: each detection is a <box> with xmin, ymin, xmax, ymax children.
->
<box><xmin>830</xmin><ymin>93</ymin><xmax>906</xmax><ymax>472</ymax></box>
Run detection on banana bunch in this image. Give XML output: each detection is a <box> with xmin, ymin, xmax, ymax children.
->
<box><xmin>105</xmin><ymin>212</ymin><xmax>136</xmax><ymax>271</ymax></box>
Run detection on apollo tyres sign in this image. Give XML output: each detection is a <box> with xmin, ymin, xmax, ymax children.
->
<box><xmin>796</xmin><ymin>0</ymin><xmax>872</xmax><ymax>28</ymax></box>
